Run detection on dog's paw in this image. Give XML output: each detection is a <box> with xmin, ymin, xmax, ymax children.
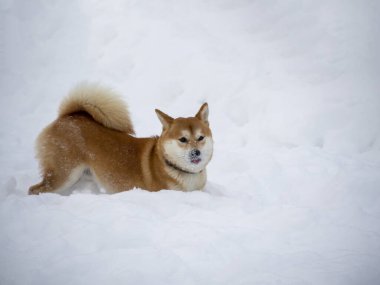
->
<box><xmin>28</xmin><ymin>187</ymin><xmax>41</xmax><ymax>195</ymax></box>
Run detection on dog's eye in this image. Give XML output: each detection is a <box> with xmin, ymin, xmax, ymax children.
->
<box><xmin>179</xmin><ymin>137</ymin><xmax>188</xmax><ymax>143</ymax></box>
<box><xmin>198</xmin><ymin>136</ymin><xmax>204</xmax><ymax>141</ymax></box>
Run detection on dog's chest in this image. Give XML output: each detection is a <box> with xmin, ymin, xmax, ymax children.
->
<box><xmin>172</xmin><ymin>171</ymin><xmax>206</xmax><ymax>191</ymax></box>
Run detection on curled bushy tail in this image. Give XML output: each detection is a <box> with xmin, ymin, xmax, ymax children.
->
<box><xmin>58</xmin><ymin>83</ymin><xmax>135</xmax><ymax>134</ymax></box>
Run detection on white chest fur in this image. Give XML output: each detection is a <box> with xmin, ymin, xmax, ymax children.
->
<box><xmin>166</xmin><ymin>167</ymin><xmax>207</xmax><ymax>191</ymax></box>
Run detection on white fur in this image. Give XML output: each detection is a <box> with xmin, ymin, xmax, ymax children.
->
<box><xmin>55</xmin><ymin>165</ymin><xmax>87</xmax><ymax>194</ymax></box>
<box><xmin>180</xmin><ymin>130</ymin><xmax>191</xmax><ymax>138</ymax></box>
<box><xmin>167</xmin><ymin>168</ymin><xmax>207</xmax><ymax>191</ymax></box>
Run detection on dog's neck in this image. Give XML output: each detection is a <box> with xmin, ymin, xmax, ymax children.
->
<box><xmin>164</xmin><ymin>158</ymin><xmax>202</xmax><ymax>175</ymax></box>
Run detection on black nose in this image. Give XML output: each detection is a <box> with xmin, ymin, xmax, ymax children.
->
<box><xmin>191</xmin><ymin>149</ymin><xmax>201</xmax><ymax>157</ymax></box>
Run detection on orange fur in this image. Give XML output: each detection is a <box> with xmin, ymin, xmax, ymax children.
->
<box><xmin>29</xmin><ymin>84</ymin><xmax>213</xmax><ymax>194</ymax></box>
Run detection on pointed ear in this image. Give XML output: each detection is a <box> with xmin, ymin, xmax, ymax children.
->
<box><xmin>195</xmin><ymin>103</ymin><xmax>209</xmax><ymax>125</ymax></box>
<box><xmin>155</xmin><ymin>109</ymin><xmax>174</xmax><ymax>130</ymax></box>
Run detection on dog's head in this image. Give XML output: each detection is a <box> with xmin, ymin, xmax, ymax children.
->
<box><xmin>155</xmin><ymin>103</ymin><xmax>213</xmax><ymax>174</ymax></box>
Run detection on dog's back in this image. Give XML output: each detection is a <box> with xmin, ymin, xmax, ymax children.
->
<box><xmin>30</xmin><ymin>83</ymin><xmax>141</xmax><ymax>194</ymax></box>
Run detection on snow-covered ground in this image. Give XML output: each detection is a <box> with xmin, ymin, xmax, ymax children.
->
<box><xmin>1</xmin><ymin>0</ymin><xmax>380</xmax><ymax>284</ymax></box>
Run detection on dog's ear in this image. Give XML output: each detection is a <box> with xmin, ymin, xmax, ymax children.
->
<box><xmin>155</xmin><ymin>109</ymin><xmax>174</xmax><ymax>130</ymax></box>
<box><xmin>195</xmin><ymin>103</ymin><xmax>209</xmax><ymax>125</ymax></box>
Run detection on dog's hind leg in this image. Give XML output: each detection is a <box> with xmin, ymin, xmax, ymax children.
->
<box><xmin>29</xmin><ymin>165</ymin><xmax>86</xmax><ymax>195</ymax></box>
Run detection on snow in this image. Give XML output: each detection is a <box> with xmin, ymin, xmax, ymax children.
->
<box><xmin>1</xmin><ymin>0</ymin><xmax>380</xmax><ymax>284</ymax></box>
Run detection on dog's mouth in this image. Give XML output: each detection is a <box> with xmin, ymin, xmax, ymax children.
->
<box><xmin>190</xmin><ymin>158</ymin><xmax>201</xmax><ymax>164</ymax></box>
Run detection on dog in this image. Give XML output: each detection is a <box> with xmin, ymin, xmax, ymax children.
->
<box><xmin>29</xmin><ymin>83</ymin><xmax>213</xmax><ymax>194</ymax></box>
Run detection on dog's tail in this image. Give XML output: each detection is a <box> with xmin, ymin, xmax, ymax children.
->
<box><xmin>58</xmin><ymin>83</ymin><xmax>135</xmax><ymax>134</ymax></box>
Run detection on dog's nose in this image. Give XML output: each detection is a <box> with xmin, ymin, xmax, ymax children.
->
<box><xmin>191</xmin><ymin>149</ymin><xmax>201</xmax><ymax>157</ymax></box>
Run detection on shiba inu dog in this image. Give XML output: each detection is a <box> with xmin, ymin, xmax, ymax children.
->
<box><xmin>29</xmin><ymin>83</ymin><xmax>213</xmax><ymax>195</ymax></box>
